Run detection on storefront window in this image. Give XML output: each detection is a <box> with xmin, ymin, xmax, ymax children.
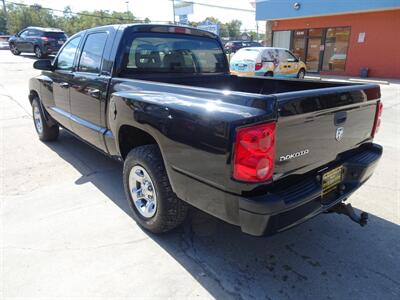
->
<box><xmin>272</xmin><ymin>30</ymin><xmax>291</xmax><ymax>49</ymax></box>
<box><xmin>322</xmin><ymin>27</ymin><xmax>350</xmax><ymax>71</ymax></box>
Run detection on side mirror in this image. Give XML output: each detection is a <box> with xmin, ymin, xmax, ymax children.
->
<box><xmin>33</xmin><ymin>59</ymin><xmax>54</xmax><ymax>71</ymax></box>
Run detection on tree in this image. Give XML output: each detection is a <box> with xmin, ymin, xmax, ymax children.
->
<box><xmin>1</xmin><ymin>4</ymin><xmax>248</xmax><ymax>40</ymax></box>
<box><xmin>0</xmin><ymin>10</ymin><xmax>7</xmax><ymax>34</ymax></box>
<box><xmin>2</xmin><ymin>4</ymin><xmax>140</xmax><ymax>35</ymax></box>
<box><xmin>226</xmin><ymin>20</ymin><xmax>242</xmax><ymax>39</ymax></box>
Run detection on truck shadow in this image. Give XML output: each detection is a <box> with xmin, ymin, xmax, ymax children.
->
<box><xmin>45</xmin><ymin>130</ymin><xmax>400</xmax><ymax>300</ymax></box>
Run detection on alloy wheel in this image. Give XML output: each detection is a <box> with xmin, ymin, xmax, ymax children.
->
<box><xmin>33</xmin><ymin>104</ymin><xmax>43</xmax><ymax>134</ymax></box>
<box><xmin>128</xmin><ymin>165</ymin><xmax>157</xmax><ymax>218</ymax></box>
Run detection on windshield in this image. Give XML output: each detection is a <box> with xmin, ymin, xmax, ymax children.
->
<box><xmin>120</xmin><ymin>32</ymin><xmax>227</xmax><ymax>74</ymax></box>
<box><xmin>231</xmin><ymin>48</ymin><xmax>261</xmax><ymax>61</ymax></box>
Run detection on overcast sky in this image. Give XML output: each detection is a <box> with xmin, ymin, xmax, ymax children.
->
<box><xmin>15</xmin><ymin>0</ymin><xmax>264</xmax><ymax>32</ymax></box>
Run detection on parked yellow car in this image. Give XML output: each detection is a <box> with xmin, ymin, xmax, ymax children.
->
<box><xmin>229</xmin><ymin>47</ymin><xmax>306</xmax><ymax>79</ymax></box>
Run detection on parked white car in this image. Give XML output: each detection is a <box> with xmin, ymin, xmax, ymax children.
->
<box><xmin>230</xmin><ymin>47</ymin><xmax>306</xmax><ymax>79</ymax></box>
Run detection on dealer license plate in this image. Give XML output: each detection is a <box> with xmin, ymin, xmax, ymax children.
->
<box><xmin>321</xmin><ymin>166</ymin><xmax>344</xmax><ymax>195</ymax></box>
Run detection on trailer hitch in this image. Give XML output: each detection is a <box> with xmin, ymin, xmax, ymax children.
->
<box><xmin>327</xmin><ymin>202</ymin><xmax>368</xmax><ymax>226</ymax></box>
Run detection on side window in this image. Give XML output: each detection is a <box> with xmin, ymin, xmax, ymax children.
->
<box><xmin>262</xmin><ymin>50</ymin><xmax>273</xmax><ymax>61</ymax></box>
<box><xmin>78</xmin><ymin>32</ymin><xmax>108</xmax><ymax>73</ymax></box>
<box><xmin>28</xmin><ymin>30</ymin><xmax>38</xmax><ymax>37</ymax></box>
<box><xmin>19</xmin><ymin>30</ymin><xmax>28</xmax><ymax>38</ymax></box>
<box><xmin>56</xmin><ymin>36</ymin><xmax>82</xmax><ymax>71</ymax></box>
<box><xmin>277</xmin><ymin>50</ymin><xmax>297</xmax><ymax>62</ymax></box>
<box><xmin>285</xmin><ymin>50</ymin><xmax>298</xmax><ymax>62</ymax></box>
<box><xmin>269</xmin><ymin>50</ymin><xmax>280</xmax><ymax>63</ymax></box>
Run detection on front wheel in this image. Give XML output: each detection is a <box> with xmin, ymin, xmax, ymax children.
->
<box><xmin>123</xmin><ymin>145</ymin><xmax>188</xmax><ymax>233</ymax></box>
<box><xmin>297</xmin><ymin>69</ymin><xmax>306</xmax><ymax>79</ymax></box>
<box><xmin>31</xmin><ymin>98</ymin><xmax>59</xmax><ymax>141</ymax></box>
<box><xmin>10</xmin><ymin>44</ymin><xmax>20</xmax><ymax>55</ymax></box>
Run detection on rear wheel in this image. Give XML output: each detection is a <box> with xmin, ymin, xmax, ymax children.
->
<box><xmin>264</xmin><ymin>72</ymin><xmax>273</xmax><ymax>77</ymax></box>
<box><xmin>297</xmin><ymin>68</ymin><xmax>306</xmax><ymax>79</ymax></box>
<box><xmin>123</xmin><ymin>145</ymin><xmax>188</xmax><ymax>233</ymax></box>
<box><xmin>34</xmin><ymin>46</ymin><xmax>46</xmax><ymax>59</ymax></box>
<box><xmin>10</xmin><ymin>44</ymin><xmax>20</xmax><ymax>55</ymax></box>
<box><xmin>31</xmin><ymin>98</ymin><xmax>59</xmax><ymax>141</ymax></box>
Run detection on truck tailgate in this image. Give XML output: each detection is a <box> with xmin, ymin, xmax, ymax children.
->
<box><xmin>274</xmin><ymin>85</ymin><xmax>380</xmax><ymax>178</ymax></box>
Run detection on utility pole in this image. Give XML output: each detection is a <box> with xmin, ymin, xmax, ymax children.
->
<box><xmin>172</xmin><ymin>0</ymin><xmax>176</xmax><ymax>24</ymax></box>
<box><xmin>125</xmin><ymin>1</ymin><xmax>129</xmax><ymax>15</ymax></box>
<box><xmin>256</xmin><ymin>21</ymin><xmax>259</xmax><ymax>41</ymax></box>
<box><xmin>1</xmin><ymin>0</ymin><xmax>8</xmax><ymax>34</ymax></box>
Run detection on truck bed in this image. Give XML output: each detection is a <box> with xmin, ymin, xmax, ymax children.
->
<box><xmin>112</xmin><ymin>74</ymin><xmax>380</xmax><ymax>194</ymax></box>
<box><xmin>120</xmin><ymin>73</ymin><xmax>349</xmax><ymax>95</ymax></box>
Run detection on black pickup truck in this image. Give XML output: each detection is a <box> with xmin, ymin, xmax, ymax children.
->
<box><xmin>29</xmin><ymin>24</ymin><xmax>383</xmax><ymax>236</ymax></box>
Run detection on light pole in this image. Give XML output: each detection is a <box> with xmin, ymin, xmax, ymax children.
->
<box><xmin>256</xmin><ymin>21</ymin><xmax>259</xmax><ymax>41</ymax></box>
<box><xmin>125</xmin><ymin>1</ymin><xmax>129</xmax><ymax>15</ymax></box>
<box><xmin>172</xmin><ymin>0</ymin><xmax>176</xmax><ymax>24</ymax></box>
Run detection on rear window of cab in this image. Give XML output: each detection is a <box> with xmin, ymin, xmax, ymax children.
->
<box><xmin>120</xmin><ymin>32</ymin><xmax>227</xmax><ymax>74</ymax></box>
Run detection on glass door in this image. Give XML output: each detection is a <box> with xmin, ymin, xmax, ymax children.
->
<box><xmin>305</xmin><ymin>28</ymin><xmax>323</xmax><ymax>72</ymax></box>
<box><xmin>292</xmin><ymin>30</ymin><xmax>306</xmax><ymax>62</ymax></box>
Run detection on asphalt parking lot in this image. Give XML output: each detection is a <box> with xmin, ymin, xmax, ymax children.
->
<box><xmin>1</xmin><ymin>50</ymin><xmax>399</xmax><ymax>299</ymax></box>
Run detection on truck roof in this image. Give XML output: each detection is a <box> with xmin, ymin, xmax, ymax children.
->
<box><xmin>88</xmin><ymin>23</ymin><xmax>219</xmax><ymax>40</ymax></box>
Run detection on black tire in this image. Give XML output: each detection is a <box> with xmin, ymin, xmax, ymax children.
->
<box><xmin>123</xmin><ymin>145</ymin><xmax>188</xmax><ymax>233</ymax></box>
<box><xmin>31</xmin><ymin>98</ymin><xmax>59</xmax><ymax>141</ymax></box>
<box><xmin>10</xmin><ymin>43</ymin><xmax>20</xmax><ymax>55</ymax></box>
<box><xmin>264</xmin><ymin>72</ymin><xmax>273</xmax><ymax>77</ymax></box>
<box><xmin>34</xmin><ymin>46</ymin><xmax>46</xmax><ymax>59</ymax></box>
<box><xmin>297</xmin><ymin>68</ymin><xmax>306</xmax><ymax>79</ymax></box>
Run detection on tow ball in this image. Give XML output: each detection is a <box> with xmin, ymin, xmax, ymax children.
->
<box><xmin>327</xmin><ymin>202</ymin><xmax>368</xmax><ymax>226</ymax></box>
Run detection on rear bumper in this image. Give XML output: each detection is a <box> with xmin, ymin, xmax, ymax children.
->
<box><xmin>230</xmin><ymin>71</ymin><xmax>255</xmax><ymax>77</ymax></box>
<box><xmin>171</xmin><ymin>143</ymin><xmax>382</xmax><ymax>236</ymax></box>
<box><xmin>238</xmin><ymin>143</ymin><xmax>382</xmax><ymax>236</ymax></box>
<box><xmin>43</xmin><ymin>45</ymin><xmax>61</xmax><ymax>55</ymax></box>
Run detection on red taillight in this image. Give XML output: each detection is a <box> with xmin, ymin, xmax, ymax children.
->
<box><xmin>233</xmin><ymin>122</ymin><xmax>276</xmax><ymax>182</ymax></box>
<box><xmin>371</xmin><ymin>101</ymin><xmax>383</xmax><ymax>137</ymax></box>
<box><xmin>255</xmin><ymin>63</ymin><xmax>263</xmax><ymax>71</ymax></box>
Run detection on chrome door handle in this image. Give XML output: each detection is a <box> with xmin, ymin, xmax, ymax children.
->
<box><xmin>59</xmin><ymin>82</ymin><xmax>69</xmax><ymax>88</ymax></box>
<box><xmin>88</xmin><ymin>88</ymin><xmax>100</xmax><ymax>98</ymax></box>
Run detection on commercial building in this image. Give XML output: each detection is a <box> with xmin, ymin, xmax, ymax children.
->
<box><xmin>256</xmin><ymin>0</ymin><xmax>400</xmax><ymax>79</ymax></box>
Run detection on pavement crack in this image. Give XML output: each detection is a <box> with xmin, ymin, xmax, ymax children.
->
<box><xmin>365</xmin><ymin>267</ymin><xmax>400</xmax><ymax>286</ymax></box>
<box><xmin>0</xmin><ymin>93</ymin><xmax>31</xmax><ymax>117</ymax></box>
<box><xmin>3</xmin><ymin>238</ymin><xmax>149</xmax><ymax>253</ymax></box>
<box><xmin>0</xmin><ymin>116</ymin><xmax>30</xmax><ymax>121</ymax></box>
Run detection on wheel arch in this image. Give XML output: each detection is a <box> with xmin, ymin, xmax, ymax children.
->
<box><xmin>28</xmin><ymin>89</ymin><xmax>40</xmax><ymax>104</ymax></box>
<box><xmin>264</xmin><ymin>71</ymin><xmax>274</xmax><ymax>77</ymax></box>
<box><xmin>117</xmin><ymin>124</ymin><xmax>159</xmax><ymax>160</ymax></box>
<box><xmin>297</xmin><ymin>68</ymin><xmax>306</xmax><ymax>78</ymax></box>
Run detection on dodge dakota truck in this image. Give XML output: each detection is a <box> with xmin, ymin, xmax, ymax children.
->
<box><xmin>29</xmin><ymin>24</ymin><xmax>383</xmax><ymax>236</ymax></box>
